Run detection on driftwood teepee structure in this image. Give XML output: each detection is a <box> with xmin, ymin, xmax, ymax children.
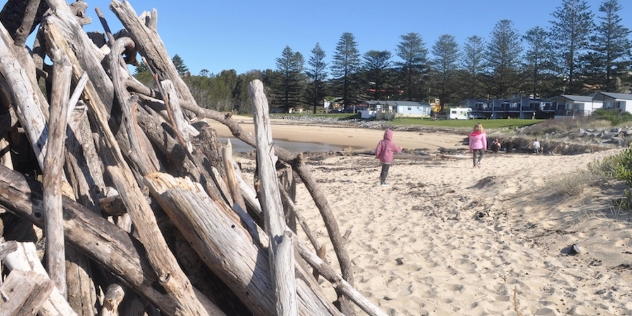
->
<box><xmin>0</xmin><ymin>0</ymin><xmax>387</xmax><ymax>315</ymax></box>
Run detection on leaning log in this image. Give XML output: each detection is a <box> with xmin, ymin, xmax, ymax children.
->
<box><xmin>181</xmin><ymin>103</ymin><xmax>356</xmax><ymax>310</ymax></box>
<box><xmin>44</xmin><ymin>0</ymin><xmax>114</xmax><ymax>112</ymax></box>
<box><xmin>0</xmin><ymin>21</ymin><xmax>49</xmax><ymax>169</ymax></box>
<box><xmin>143</xmin><ymin>172</ymin><xmax>340</xmax><ymax>316</ymax></box>
<box><xmin>43</xmin><ymin>48</ymin><xmax>72</xmax><ymax>298</ymax></box>
<box><xmin>250</xmin><ymin>79</ymin><xmax>298</xmax><ymax>315</ymax></box>
<box><xmin>0</xmin><ymin>165</ymin><xmax>223</xmax><ymax>315</ymax></box>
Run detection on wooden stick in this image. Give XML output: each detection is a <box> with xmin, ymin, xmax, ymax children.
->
<box><xmin>101</xmin><ymin>284</ymin><xmax>125</xmax><ymax>316</ymax></box>
<box><xmin>110</xmin><ymin>1</ymin><xmax>196</xmax><ymax>106</ymax></box>
<box><xmin>94</xmin><ymin>7</ymin><xmax>116</xmax><ymax>45</ymax></box>
<box><xmin>66</xmin><ymin>71</ymin><xmax>88</xmax><ymax>121</ymax></box>
<box><xmin>143</xmin><ymin>172</ymin><xmax>340</xmax><ymax>316</ymax></box>
<box><xmin>0</xmin><ymin>165</ymin><xmax>223</xmax><ymax>315</ymax></box>
<box><xmin>43</xmin><ymin>48</ymin><xmax>72</xmax><ymax>298</ymax></box>
<box><xmin>294</xmin><ymin>239</ymin><xmax>388</xmax><ymax>316</ymax></box>
<box><xmin>180</xmin><ymin>103</ymin><xmax>356</xmax><ymax>303</ymax></box>
<box><xmin>0</xmin><ymin>270</ymin><xmax>55</xmax><ymax>316</ymax></box>
<box><xmin>14</xmin><ymin>0</ymin><xmax>42</xmax><ymax>46</ymax></box>
<box><xmin>250</xmin><ymin>79</ymin><xmax>298</xmax><ymax>315</ymax></box>
<box><xmin>44</xmin><ymin>0</ymin><xmax>114</xmax><ymax>112</ymax></box>
<box><xmin>0</xmin><ymin>23</ymin><xmax>49</xmax><ymax>170</ymax></box>
<box><xmin>279</xmin><ymin>186</ymin><xmax>328</xmax><ymax>280</ymax></box>
<box><xmin>3</xmin><ymin>242</ymin><xmax>77</xmax><ymax>316</ymax></box>
<box><xmin>109</xmin><ymin>37</ymin><xmax>155</xmax><ymax>175</ymax></box>
<box><xmin>223</xmin><ymin>140</ymin><xmax>246</xmax><ymax>211</ymax></box>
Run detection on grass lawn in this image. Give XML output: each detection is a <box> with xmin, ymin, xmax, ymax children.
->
<box><xmin>390</xmin><ymin>117</ymin><xmax>542</xmax><ymax>129</ymax></box>
<box><xmin>271</xmin><ymin>113</ymin><xmax>542</xmax><ymax>129</ymax></box>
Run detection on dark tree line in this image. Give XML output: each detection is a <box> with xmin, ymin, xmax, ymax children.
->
<box><xmin>135</xmin><ymin>0</ymin><xmax>632</xmax><ymax>114</ymax></box>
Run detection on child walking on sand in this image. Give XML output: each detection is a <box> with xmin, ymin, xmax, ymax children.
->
<box><xmin>375</xmin><ymin>129</ymin><xmax>402</xmax><ymax>186</ymax></box>
<box><xmin>469</xmin><ymin>123</ymin><xmax>487</xmax><ymax>168</ymax></box>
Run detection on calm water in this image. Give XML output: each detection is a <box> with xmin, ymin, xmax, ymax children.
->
<box><xmin>220</xmin><ymin>137</ymin><xmax>361</xmax><ymax>153</ymax></box>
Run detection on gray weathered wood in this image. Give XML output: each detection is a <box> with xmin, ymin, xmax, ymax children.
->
<box><xmin>109</xmin><ymin>36</ymin><xmax>157</xmax><ymax>175</ymax></box>
<box><xmin>0</xmin><ymin>165</ymin><xmax>222</xmax><ymax>315</ymax></box>
<box><xmin>44</xmin><ymin>0</ymin><xmax>114</xmax><ymax>112</ymax></box>
<box><xmin>101</xmin><ymin>284</ymin><xmax>124</xmax><ymax>316</ymax></box>
<box><xmin>0</xmin><ymin>240</ymin><xmax>18</xmax><ymax>260</ymax></box>
<box><xmin>223</xmin><ymin>140</ymin><xmax>246</xmax><ymax>211</ymax></box>
<box><xmin>110</xmin><ymin>1</ymin><xmax>196</xmax><ymax>107</ymax></box>
<box><xmin>0</xmin><ymin>270</ymin><xmax>55</xmax><ymax>316</ymax></box>
<box><xmin>43</xmin><ymin>48</ymin><xmax>72</xmax><ymax>298</ymax></box>
<box><xmin>143</xmin><ymin>172</ymin><xmax>340</xmax><ymax>316</ymax></box>
<box><xmin>180</xmin><ymin>102</ymin><xmax>356</xmax><ymax>313</ymax></box>
<box><xmin>250</xmin><ymin>79</ymin><xmax>298</xmax><ymax>315</ymax></box>
<box><xmin>295</xmin><ymin>238</ymin><xmax>388</xmax><ymax>316</ymax></box>
<box><xmin>0</xmin><ymin>22</ymin><xmax>49</xmax><ymax>169</ymax></box>
<box><xmin>3</xmin><ymin>242</ymin><xmax>77</xmax><ymax>316</ymax></box>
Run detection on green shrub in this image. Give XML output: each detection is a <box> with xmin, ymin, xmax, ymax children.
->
<box><xmin>589</xmin><ymin>148</ymin><xmax>632</xmax><ymax>184</ymax></box>
<box><xmin>589</xmin><ymin>148</ymin><xmax>632</xmax><ymax>211</ymax></box>
<box><xmin>592</xmin><ymin>109</ymin><xmax>632</xmax><ymax>125</ymax></box>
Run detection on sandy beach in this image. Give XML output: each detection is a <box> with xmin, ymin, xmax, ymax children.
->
<box><xmin>206</xmin><ymin>116</ymin><xmax>466</xmax><ymax>152</ymax></box>
<box><xmin>226</xmin><ymin>116</ymin><xmax>632</xmax><ymax>315</ymax></box>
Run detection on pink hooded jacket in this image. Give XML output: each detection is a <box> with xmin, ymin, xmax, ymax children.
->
<box><xmin>469</xmin><ymin>131</ymin><xmax>487</xmax><ymax>150</ymax></box>
<box><xmin>375</xmin><ymin>129</ymin><xmax>402</xmax><ymax>163</ymax></box>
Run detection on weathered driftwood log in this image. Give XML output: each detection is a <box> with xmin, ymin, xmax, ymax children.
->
<box><xmin>0</xmin><ymin>0</ymin><xmax>49</xmax><ymax>46</ymax></box>
<box><xmin>109</xmin><ymin>36</ymin><xmax>158</xmax><ymax>175</ymax></box>
<box><xmin>250</xmin><ymin>79</ymin><xmax>298</xmax><ymax>315</ymax></box>
<box><xmin>295</xmin><ymin>239</ymin><xmax>388</xmax><ymax>316</ymax></box>
<box><xmin>143</xmin><ymin>172</ymin><xmax>341</xmax><ymax>316</ymax></box>
<box><xmin>44</xmin><ymin>0</ymin><xmax>114</xmax><ymax>112</ymax></box>
<box><xmin>0</xmin><ymin>22</ymin><xmax>49</xmax><ymax>169</ymax></box>
<box><xmin>0</xmin><ymin>165</ymin><xmax>224</xmax><ymax>315</ymax></box>
<box><xmin>223</xmin><ymin>140</ymin><xmax>246</xmax><ymax>213</ymax></box>
<box><xmin>3</xmin><ymin>242</ymin><xmax>77</xmax><ymax>316</ymax></box>
<box><xmin>0</xmin><ymin>239</ymin><xmax>18</xmax><ymax>259</ymax></box>
<box><xmin>110</xmin><ymin>0</ymin><xmax>195</xmax><ymax>107</ymax></box>
<box><xmin>279</xmin><ymin>186</ymin><xmax>327</xmax><ymax>280</ymax></box>
<box><xmin>47</xmin><ymin>9</ymin><xmax>208</xmax><ymax>313</ymax></box>
<box><xmin>224</xmin><ymin>172</ymin><xmax>385</xmax><ymax>315</ymax></box>
<box><xmin>0</xmin><ymin>270</ymin><xmax>55</xmax><ymax>316</ymax></box>
<box><xmin>135</xmin><ymin>106</ymin><xmax>226</xmax><ymax>203</ymax></box>
<box><xmin>181</xmin><ymin>103</ymin><xmax>356</xmax><ymax>308</ymax></box>
<box><xmin>101</xmin><ymin>284</ymin><xmax>125</xmax><ymax>316</ymax></box>
<box><xmin>43</xmin><ymin>48</ymin><xmax>72</xmax><ymax>298</ymax></box>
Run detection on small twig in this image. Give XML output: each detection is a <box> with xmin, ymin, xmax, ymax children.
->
<box><xmin>513</xmin><ymin>286</ymin><xmax>524</xmax><ymax>316</ymax></box>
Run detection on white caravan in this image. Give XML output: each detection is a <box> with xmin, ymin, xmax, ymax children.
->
<box><xmin>448</xmin><ymin>108</ymin><xmax>472</xmax><ymax>120</ymax></box>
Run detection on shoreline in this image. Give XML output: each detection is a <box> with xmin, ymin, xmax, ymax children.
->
<box><xmin>206</xmin><ymin>117</ymin><xmax>468</xmax><ymax>152</ymax></box>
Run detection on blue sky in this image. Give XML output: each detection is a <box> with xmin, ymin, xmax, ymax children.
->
<box><xmin>13</xmin><ymin>0</ymin><xmax>632</xmax><ymax>75</ymax></box>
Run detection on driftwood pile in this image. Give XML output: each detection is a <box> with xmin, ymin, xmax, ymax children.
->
<box><xmin>0</xmin><ymin>0</ymin><xmax>386</xmax><ymax>315</ymax></box>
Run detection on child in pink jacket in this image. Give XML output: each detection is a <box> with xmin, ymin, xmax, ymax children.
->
<box><xmin>375</xmin><ymin>129</ymin><xmax>402</xmax><ymax>186</ymax></box>
<box><xmin>469</xmin><ymin>123</ymin><xmax>487</xmax><ymax>168</ymax></box>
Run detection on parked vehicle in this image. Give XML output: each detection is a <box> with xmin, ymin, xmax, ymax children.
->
<box><xmin>448</xmin><ymin>108</ymin><xmax>471</xmax><ymax>120</ymax></box>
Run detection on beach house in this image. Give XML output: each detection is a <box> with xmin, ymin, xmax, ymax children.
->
<box><xmin>592</xmin><ymin>92</ymin><xmax>632</xmax><ymax>114</ymax></box>
<box><xmin>549</xmin><ymin>95</ymin><xmax>603</xmax><ymax>117</ymax></box>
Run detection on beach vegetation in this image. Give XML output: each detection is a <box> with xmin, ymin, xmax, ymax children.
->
<box><xmin>589</xmin><ymin>148</ymin><xmax>632</xmax><ymax>211</ymax></box>
<box><xmin>520</xmin><ymin>115</ymin><xmax>612</xmax><ymax>136</ymax></box>
<box><xmin>547</xmin><ymin>169</ymin><xmax>598</xmax><ymax>197</ymax></box>
<box><xmin>592</xmin><ymin>108</ymin><xmax>632</xmax><ymax>125</ymax></box>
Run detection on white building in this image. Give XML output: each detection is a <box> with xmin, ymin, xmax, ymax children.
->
<box><xmin>593</xmin><ymin>92</ymin><xmax>632</xmax><ymax>113</ymax></box>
